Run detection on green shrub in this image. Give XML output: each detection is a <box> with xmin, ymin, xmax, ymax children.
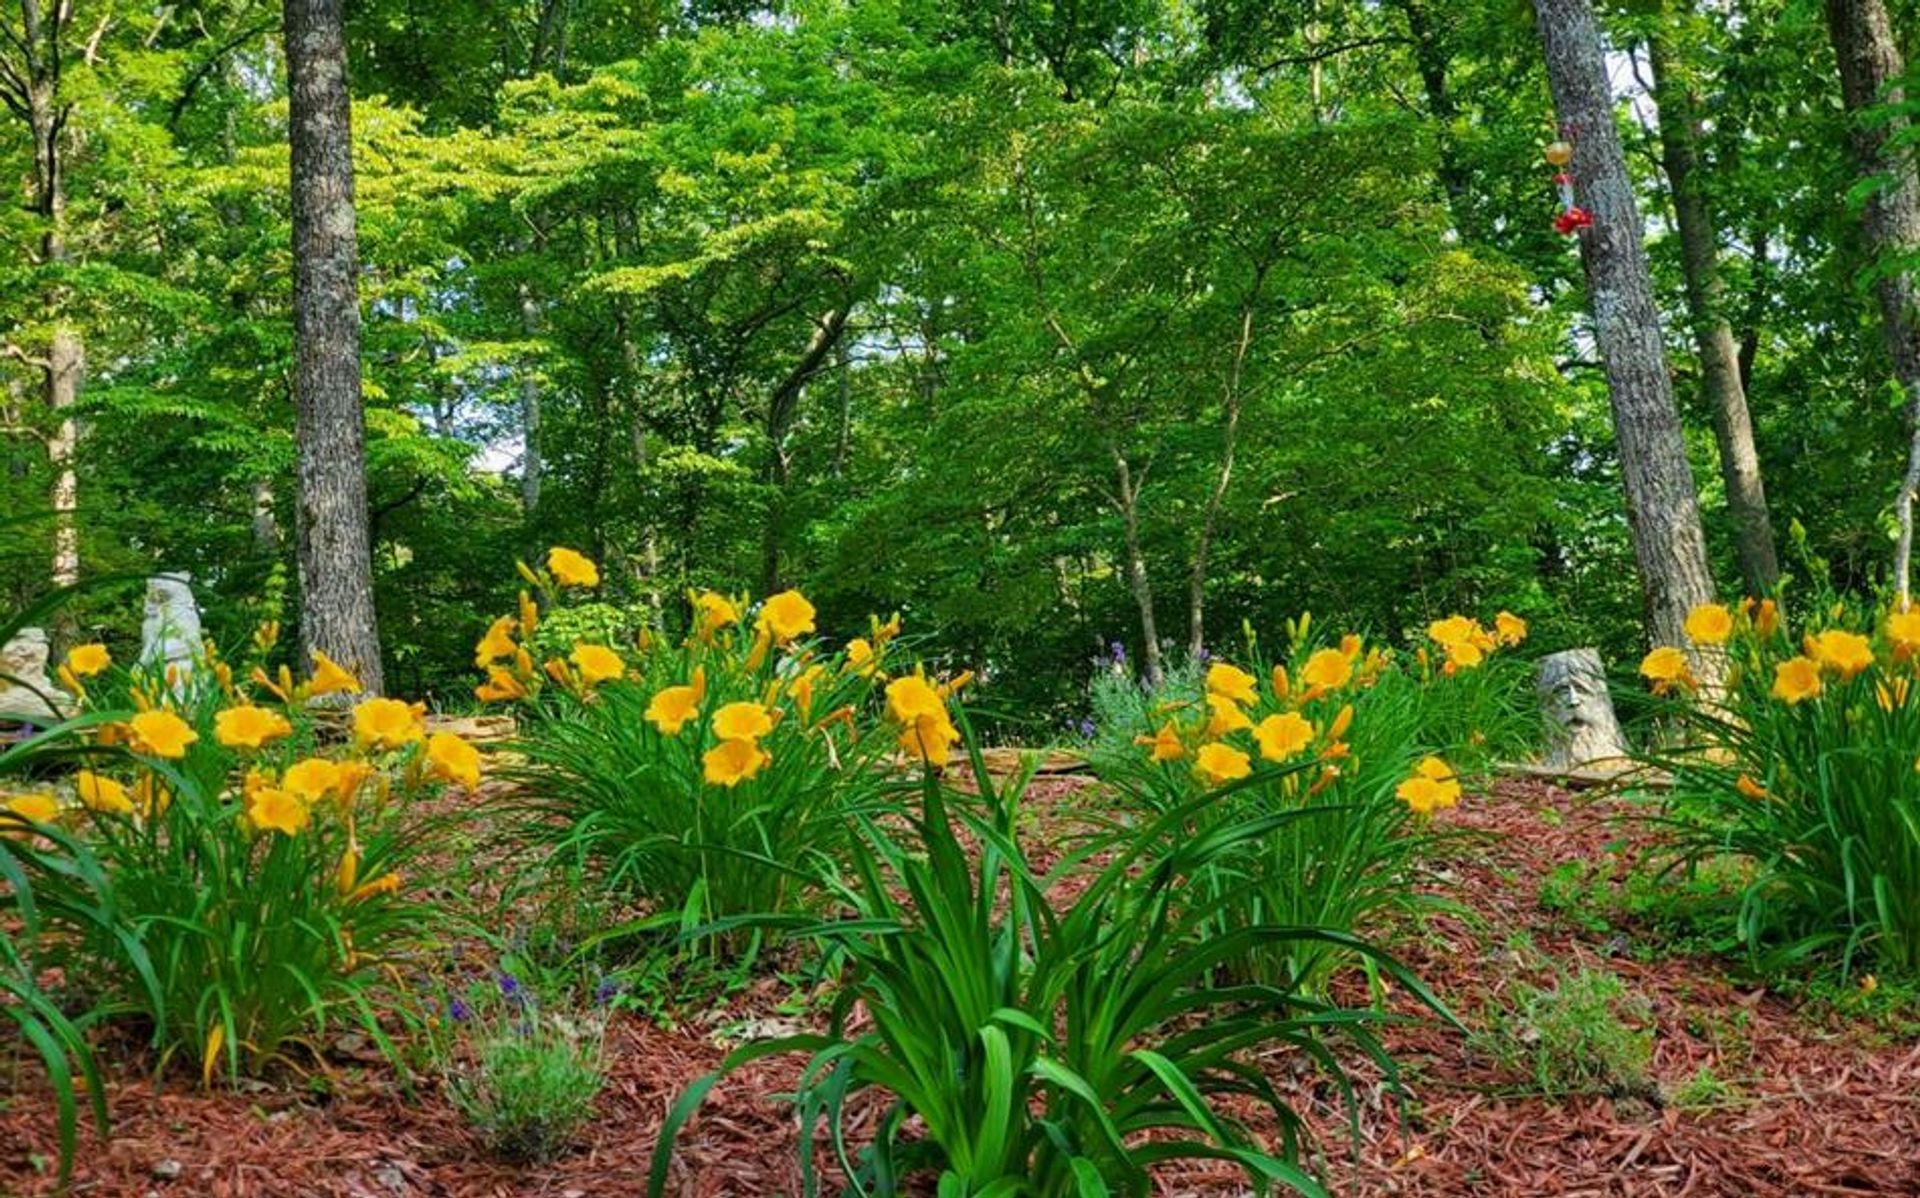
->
<box><xmin>650</xmin><ymin>721</ymin><xmax>1444</xmax><ymax>1197</ymax></box>
<box><xmin>1636</xmin><ymin>598</ymin><xmax>1920</xmax><ymax>975</ymax></box>
<box><xmin>437</xmin><ymin>966</ymin><xmax>609</xmax><ymax>1163</ymax></box>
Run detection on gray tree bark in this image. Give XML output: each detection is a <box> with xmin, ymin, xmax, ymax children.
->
<box><xmin>286</xmin><ymin>0</ymin><xmax>385</xmax><ymax>693</ymax></box>
<box><xmin>1533</xmin><ymin>0</ymin><xmax>1720</xmax><ymax>666</ymax></box>
<box><xmin>1649</xmin><ymin>31</ymin><xmax>1780</xmax><ymax>595</ymax></box>
<box><xmin>1824</xmin><ymin>0</ymin><xmax>1920</xmax><ymax>606</ymax></box>
<box><xmin>518</xmin><ymin>280</ymin><xmax>543</xmax><ymax>517</ymax></box>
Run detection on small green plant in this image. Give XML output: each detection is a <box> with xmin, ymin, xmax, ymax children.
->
<box><xmin>1669</xmin><ymin>1065</ymin><xmax>1735</xmax><ymax>1111</ymax></box>
<box><xmin>650</xmin><ymin>716</ymin><xmax>1448</xmax><ymax>1197</ymax></box>
<box><xmin>437</xmin><ymin>966</ymin><xmax>610</xmax><ymax>1163</ymax></box>
<box><xmin>1483</xmin><ymin>966</ymin><xmax>1654</xmax><ymax>1097</ymax></box>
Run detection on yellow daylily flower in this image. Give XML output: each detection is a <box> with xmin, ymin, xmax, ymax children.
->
<box><xmin>308</xmin><ymin>650</ymin><xmax>363</xmax><ymax>697</ymax></box>
<box><xmin>1771</xmin><ymin>656</ymin><xmax>1823</xmax><ymax>704</ymax></box>
<box><xmin>247</xmin><ymin>787</ymin><xmax>309</xmax><ymax>837</ymax></box>
<box><xmin>757</xmin><ymin>590</ymin><xmax>817</xmax><ymax>644</ymax></box>
<box><xmin>1395</xmin><ymin>756</ymin><xmax>1461</xmax><ymax>814</ymax></box>
<box><xmin>1684</xmin><ymin>603</ymin><xmax>1734</xmax><ymax>646</ymax></box>
<box><xmin>898</xmin><ymin>713</ymin><xmax>960</xmax><ymax>767</ymax></box>
<box><xmin>426</xmin><ymin>732</ymin><xmax>483</xmax><ymax>790</ymax></box>
<box><xmin>1252</xmin><ymin>711</ymin><xmax>1315</xmax><ymax>763</ymax></box>
<box><xmin>1638</xmin><ymin>646</ymin><xmax>1694</xmax><ymax>695</ymax></box>
<box><xmin>474</xmin><ymin>616</ymin><xmax>518</xmax><ymax>667</ymax></box>
<box><xmin>886</xmin><ymin>674</ymin><xmax>948</xmax><ymax>726</ymax></box>
<box><xmin>693</xmin><ymin>591</ymin><xmax>740</xmax><ymax>640</ymax></box>
<box><xmin>3</xmin><ymin>792</ymin><xmax>60</xmax><ymax>831</ymax></box>
<box><xmin>65</xmin><ymin>643</ymin><xmax>111</xmax><ymax>677</ymax></box>
<box><xmin>1494</xmin><ymin>611</ymin><xmax>1529</xmax><ymax>646</ymax></box>
<box><xmin>547</xmin><ymin>546</ymin><xmax>600</xmax><ymax>588</ymax></box>
<box><xmin>712</xmin><ymin>701</ymin><xmax>775</xmax><ymax>743</ymax></box>
<box><xmin>1136</xmin><ymin>720</ymin><xmax>1186</xmax><ymax>763</ymax></box>
<box><xmin>703</xmin><ymin>738</ymin><xmax>769</xmax><ymax>787</ymax></box>
<box><xmin>281</xmin><ymin>757</ymin><xmax>342</xmax><ymax>804</ymax></box>
<box><xmin>214</xmin><ymin>705</ymin><xmax>294</xmax><ymax>750</ymax></box>
<box><xmin>1808</xmin><ymin>630</ymin><xmax>1874</xmax><ymax>679</ymax></box>
<box><xmin>570</xmin><ymin>643</ymin><xmax>627</xmax><ymax>686</ymax></box>
<box><xmin>1193</xmin><ymin>742</ymin><xmax>1252</xmax><ymax>786</ymax></box>
<box><xmin>75</xmin><ymin>770</ymin><xmax>133</xmax><ymax>815</ymax></box>
<box><xmin>129</xmin><ymin>710</ymin><xmax>199</xmax><ymax>759</ymax></box>
<box><xmin>1204</xmin><ymin>662</ymin><xmax>1259</xmax><ymax>705</ymax></box>
<box><xmin>353</xmin><ymin>697</ymin><xmax>426</xmax><ymax>751</ymax></box>
<box><xmin>1298</xmin><ymin>647</ymin><xmax>1353</xmax><ymax>692</ymax></box>
<box><xmin>646</xmin><ymin>668</ymin><xmax>707</xmax><ymax>736</ymax></box>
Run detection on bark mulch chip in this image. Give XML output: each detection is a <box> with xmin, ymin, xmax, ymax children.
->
<box><xmin>6</xmin><ymin>777</ymin><xmax>1920</xmax><ymax>1196</ymax></box>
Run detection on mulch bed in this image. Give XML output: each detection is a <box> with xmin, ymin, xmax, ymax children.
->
<box><xmin>5</xmin><ymin>776</ymin><xmax>1920</xmax><ymax>1196</ymax></box>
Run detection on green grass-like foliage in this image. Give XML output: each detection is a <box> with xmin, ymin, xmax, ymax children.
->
<box><xmin>1638</xmin><ymin>599</ymin><xmax>1920</xmax><ymax>975</ymax></box>
<box><xmin>502</xmin><ymin>587</ymin><xmax>903</xmax><ymax>962</ymax></box>
<box><xmin>649</xmin><ymin>734</ymin><xmax>1444</xmax><ymax>1197</ymax></box>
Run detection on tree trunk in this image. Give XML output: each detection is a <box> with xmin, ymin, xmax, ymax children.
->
<box><xmin>1824</xmin><ymin>0</ymin><xmax>1920</xmax><ymax>606</ymax></box>
<box><xmin>1112</xmin><ymin>444</ymin><xmax>1163</xmax><ymax>688</ymax></box>
<box><xmin>286</xmin><ymin>0</ymin><xmax>384</xmax><ymax>694</ymax></box>
<box><xmin>760</xmin><ymin>306</ymin><xmax>849</xmax><ymax>596</ymax></box>
<box><xmin>251</xmin><ymin>478</ymin><xmax>281</xmax><ymax>549</ymax></box>
<box><xmin>518</xmin><ymin>281</ymin><xmax>543</xmax><ymax>517</ymax></box>
<box><xmin>20</xmin><ymin>0</ymin><xmax>81</xmax><ymax>590</ymax></box>
<box><xmin>1187</xmin><ymin>297</ymin><xmax>1257</xmax><ymax>659</ymax></box>
<box><xmin>1649</xmin><ymin>32</ymin><xmax>1780</xmax><ymax>594</ymax></box>
<box><xmin>1533</xmin><ymin>0</ymin><xmax>1720</xmax><ymax>666</ymax></box>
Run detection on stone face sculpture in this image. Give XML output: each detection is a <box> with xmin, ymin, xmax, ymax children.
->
<box><xmin>0</xmin><ymin>627</ymin><xmax>68</xmax><ymax>721</ymax></box>
<box><xmin>138</xmin><ymin>573</ymin><xmax>203</xmax><ymax>692</ymax></box>
<box><xmin>1535</xmin><ymin>647</ymin><xmax>1631</xmax><ymax>771</ymax></box>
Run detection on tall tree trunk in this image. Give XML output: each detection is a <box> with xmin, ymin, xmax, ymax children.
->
<box><xmin>1649</xmin><ymin>31</ymin><xmax>1780</xmax><ymax>594</ymax></box>
<box><xmin>760</xmin><ymin>306</ymin><xmax>849</xmax><ymax>596</ymax></box>
<box><xmin>19</xmin><ymin>0</ymin><xmax>81</xmax><ymax>590</ymax></box>
<box><xmin>518</xmin><ymin>281</ymin><xmax>542</xmax><ymax>517</ymax></box>
<box><xmin>286</xmin><ymin>0</ymin><xmax>384</xmax><ymax>693</ymax></box>
<box><xmin>1533</xmin><ymin>0</ymin><xmax>1720</xmax><ymax>664</ymax></box>
<box><xmin>251</xmin><ymin>478</ymin><xmax>281</xmax><ymax>548</ymax></box>
<box><xmin>1112</xmin><ymin>443</ymin><xmax>1162</xmax><ymax>687</ymax></box>
<box><xmin>1187</xmin><ymin>297</ymin><xmax>1258</xmax><ymax>659</ymax></box>
<box><xmin>1824</xmin><ymin>0</ymin><xmax>1920</xmax><ymax>606</ymax></box>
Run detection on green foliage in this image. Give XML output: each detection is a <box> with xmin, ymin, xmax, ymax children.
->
<box><xmin>436</xmin><ymin>966</ymin><xmax>610</xmax><ymax>1164</ymax></box>
<box><xmin>650</xmin><ymin>739</ymin><xmax>1444</xmax><ymax>1197</ymax></box>
<box><xmin>1480</xmin><ymin>966</ymin><xmax>1655</xmax><ymax>1099</ymax></box>
<box><xmin>501</xmin><ymin>585</ymin><xmax>907</xmax><ymax>962</ymax></box>
<box><xmin>7</xmin><ymin>651</ymin><xmax>446</xmax><ymax>1080</ymax></box>
<box><xmin>1638</xmin><ymin>600</ymin><xmax>1920</xmax><ymax>976</ymax></box>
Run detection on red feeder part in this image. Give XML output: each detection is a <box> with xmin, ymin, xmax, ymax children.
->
<box><xmin>1554</xmin><ymin>206</ymin><xmax>1593</xmax><ymax>236</ymax></box>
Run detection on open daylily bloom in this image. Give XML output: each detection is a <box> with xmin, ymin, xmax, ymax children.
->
<box><xmin>693</xmin><ymin>591</ymin><xmax>740</xmax><ymax>640</ymax></box>
<box><xmin>65</xmin><ymin>643</ymin><xmax>111</xmax><ymax>677</ymax></box>
<box><xmin>1494</xmin><ymin>611</ymin><xmax>1528</xmax><ymax>646</ymax></box>
<box><xmin>1253</xmin><ymin>711</ymin><xmax>1315</xmax><ymax>762</ymax></box>
<box><xmin>1395</xmin><ymin>756</ymin><xmax>1461</xmax><ymax>814</ymax></box>
<box><xmin>427</xmin><ymin>732</ymin><xmax>483</xmax><ymax>790</ymax></box>
<box><xmin>475</xmin><ymin>666</ymin><xmax>529</xmax><ymax>703</ymax></box>
<box><xmin>215</xmin><ymin>705</ymin><xmax>294</xmax><ymax>750</ymax></box>
<box><xmin>4</xmin><ymin>792</ymin><xmax>61</xmax><ymax>829</ymax></box>
<box><xmin>757</xmin><ymin>590</ymin><xmax>817</xmax><ymax>644</ymax></box>
<box><xmin>898</xmin><ymin>712</ymin><xmax>960</xmax><ymax>767</ymax></box>
<box><xmin>570</xmin><ymin>643</ymin><xmax>627</xmax><ymax>686</ymax></box>
<box><xmin>547</xmin><ymin>546</ymin><xmax>600</xmax><ymax>588</ymax></box>
<box><xmin>1137</xmin><ymin>720</ymin><xmax>1186</xmax><ymax>762</ymax></box>
<box><xmin>1771</xmin><ymin>656</ymin><xmax>1823</xmax><ymax>704</ymax></box>
<box><xmin>75</xmin><ymin>770</ymin><xmax>133</xmax><ymax>815</ymax></box>
<box><xmin>247</xmin><ymin>787</ymin><xmax>309</xmax><ymax>837</ymax></box>
<box><xmin>1194</xmin><ymin>742</ymin><xmax>1251</xmax><ymax>786</ymax></box>
<box><xmin>354</xmin><ymin>698</ymin><xmax>426</xmax><ymax>750</ymax></box>
<box><xmin>282</xmin><ymin>757</ymin><xmax>343</xmax><ymax>803</ymax></box>
<box><xmin>308</xmin><ymin>650</ymin><xmax>362</xmax><ymax>697</ymax></box>
<box><xmin>1639</xmin><ymin>646</ymin><xmax>1694</xmax><ymax>694</ymax></box>
<box><xmin>647</xmin><ymin>668</ymin><xmax>707</xmax><ymax>736</ymax></box>
<box><xmin>129</xmin><ymin>710</ymin><xmax>199</xmax><ymax>758</ymax></box>
<box><xmin>1887</xmin><ymin>608</ymin><xmax>1920</xmax><ymax>656</ymax></box>
<box><xmin>1205</xmin><ymin>662</ymin><xmax>1259</xmax><ymax>705</ymax></box>
<box><xmin>1204</xmin><ymin>692</ymin><xmax>1251</xmax><ymax>737</ymax></box>
<box><xmin>1808</xmin><ymin>629</ymin><xmax>1873</xmax><ymax>679</ymax></box>
<box><xmin>712</xmin><ymin>701</ymin><xmax>775</xmax><ymax>743</ymax></box>
<box><xmin>703</xmin><ymin>737</ymin><xmax>769</xmax><ymax>787</ymax></box>
<box><xmin>886</xmin><ymin>674</ymin><xmax>947</xmax><ymax>725</ymax></box>
<box><xmin>1684</xmin><ymin>603</ymin><xmax>1734</xmax><ymax>646</ymax></box>
<box><xmin>474</xmin><ymin>616</ymin><xmax>518</xmax><ymax>667</ymax></box>
<box><xmin>1298</xmin><ymin>647</ymin><xmax>1353</xmax><ymax>691</ymax></box>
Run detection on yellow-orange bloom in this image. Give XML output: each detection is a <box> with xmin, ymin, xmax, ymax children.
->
<box><xmin>353</xmin><ymin>697</ymin><xmax>425</xmax><ymax>751</ymax></box>
<box><xmin>214</xmin><ymin>705</ymin><xmax>294</xmax><ymax>750</ymax></box>
<box><xmin>547</xmin><ymin>546</ymin><xmax>600</xmax><ymax>588</ymax></box>
<box><xmin>65</xmin><ymin>643</ymin><xmax>111</xmax><ymax>677</ymax></box>
<box><xmin>647</xmin><ymin>670</ymin><xmax>707</xmax><ymax>736</ymax></box>
<box><xmin>757</xmin><ymin>590</ymin><xmax>817</xmax><ymax>644</ymax></box>
<box><xmin>281</xmin><ymin>757</ymin><xmax>342</xmax><ymax>803</ymax></box>
<box><xmin>846</xmin><ymin>637</ymin><xmax>877</xmax><ymax>678</ymax></box>
<box><xmin>4</xmin><ymin>792</ymin><xmax>61</xmax><ymax>829</ymax></box>
<box><xmin>1735</xmin><ymin>774</ymin><xmax>1769</xmax><ymax>801</ymax></box>
<box><xmin>1205</xmin><ymin>663</ymin><xmax>1259</xmax><ymax>705</ymax></box>
<box><xmin>426</xmin><ymin>732</ymin><xmax>483</xmax><ymax>790</ymax></box>
<box><xmin>1808</xmin><ymin>629</ymin><xmax>1874</xmax><ymax>679</ymax></box>
<box><xmin>308</xmin><ymin>650</ymin><xmax>362</xmax><ymax>697</ymax></box>
<box><xmin>1684</xmin><ymin>603</ymin><xmax>1734</xmax><ymax>646</ymax></box>
<box><xmin>474</xmin><ymin>616</ymin><xmax>518</xmax><ymax>667</ymax></box>
<box><xmin>693</xmin><ymin>591</ymin><xmax>740</xmax><ymax>640</ymax></box>
<box><xmin>703</xmin><ymin>738</ymin><xmax>769</xmax><ymax>787</ymax></box>
<box><xmin>129</xmin><ymin>709</ymin><xmax>199</xmax><ymax>758</ymax></box>
<box><xmin>886</xmin><ymin>674</ymin><xmax>948</xmax><ymax>725</ymax></box>
<box><xmin>1252</xmin><ymin>711</ymin><xmax>1315</xmax><ymax>762</ymax></box>
<box><xmin>75</xmin><ymin>770</ymin><xmax>133</xmax><ymax>815</ymax></box>
<box><xmin>1639</xmin><ymin>646</ymin><xmax>1694</xmax><ymax>694</ymax></box>
<box><xmin>1136</xmin><ymin>720</ymin><xmax>1186</xmax><ymax>763</ymax></box>
<box><xmin>898</xmin><ymin>713</ymin><xmax>961</xmax><ymax>767</ymax></box>
<box><xmin>1494</xmin><ymin>611</ymin><xmax>1528</xmax><ymax>647</ymax></box>
<box><xmin>712</xmin><ymin>701</ymin><xmax>775</xmax><ymax>743</ymax></box>
<box><xmin>475</xmin><ymin>667</ymin><xmax>529</xmax><ymax>703</ymax></box>
<box><xmin>1205</xmin><ymin>692</ymin><xmax>1252</xmax><ymax>737</ymax></box>
<box><xmin>1395</xmin><ymin>756</ymin><xmax>1461</xmax><ymax>814</ymax></box>
<box><xmin>570</xmin><ymin>642</ymin><xmax>627</xmax><ymax>686</ymax></box>
<box><xmin>1299</xmin><ymin>647</ymin><xmax>1353</xmax><ymax>692</ymax></box>
<box><xmin>1194</xmin><ymin>742</ymin><xmax>1252</xmax><ymax>786</ymax></box>
<box><xmin>1771</xmin><ymin>656</ymin><xmax>1823</xmax><ymax>704</ymax></box>
<box><xmin>247</xmin><ymin>787</ymin><xmax>309</xmax><ymax>837</ymax></box>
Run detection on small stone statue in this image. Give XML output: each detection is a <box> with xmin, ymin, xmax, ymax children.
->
<box><xmin>1535</xmin><ymin>647</ymin><xmax>1631</xmax><ymax>771</ymax></box>
<box><xmin>138</xmin><ymin>573</ymin><xmax>204</xmax><ymax>694</ymax></box>
<box><xmin>0</xmin><ymin>627</ymin><xmax>69</xmax><ymax>721</ymax></box>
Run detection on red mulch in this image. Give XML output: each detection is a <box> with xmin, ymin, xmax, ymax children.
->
<box><xmin>6</xmin><ymin>777</ymin><xmax>1920</xmax><ymax>1196</ymax></box>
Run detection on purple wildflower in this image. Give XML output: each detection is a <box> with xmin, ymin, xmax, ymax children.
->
<box><xmin>448</xmin><ymin>996</ymin><xmax>471</xmax><ymax>1022</ymax></box>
